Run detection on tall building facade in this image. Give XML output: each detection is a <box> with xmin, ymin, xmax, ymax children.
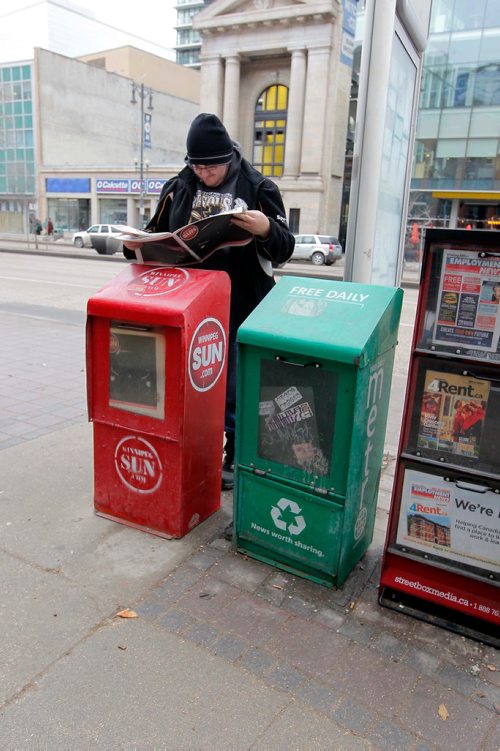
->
<box><xmin>174</xmin><ymin>0</ymin><xmax>214</xmax><ymax>68</ymax></box>
<box><xmin>0</xmin><ymin>48</ymin><xmax>199</xmax><ymax>234</ymax></box>
<box><xmin>409</xmin><ymin>0</ymin><xmax>499</xmax><ymax>231</ymax></box>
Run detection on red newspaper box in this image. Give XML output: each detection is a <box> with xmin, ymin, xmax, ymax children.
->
<box><xmin>86</xmin><ymin>265</ymin><xmax>230</xmax><ymax>538</ymax></box>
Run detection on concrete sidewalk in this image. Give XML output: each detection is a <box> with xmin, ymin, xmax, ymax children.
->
<box><xmin>0</xmin><ymin>250</ymin><xmax>498</xmax><ymax>750</ymax></box>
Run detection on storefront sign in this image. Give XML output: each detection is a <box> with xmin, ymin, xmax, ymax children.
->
<box><xmin>96</xmin><ymin>179</ymin><xmax>130</xmax><ymax>193</ymax></box>
<box><xmin>95</xmin><ymin>178</ymin><xmax>164</xmax><ymax>194</ymax></box>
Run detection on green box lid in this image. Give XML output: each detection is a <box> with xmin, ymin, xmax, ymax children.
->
<box><xmin>238</xmin><ymin>276</ymin><xmax>403</xmax><ymax>367</ymax></box>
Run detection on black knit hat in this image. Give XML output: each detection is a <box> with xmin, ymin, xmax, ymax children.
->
<box><xmin>186</xmin><ymin>113</ymin><xmax>234</xmax><ymax>165</ymax></box>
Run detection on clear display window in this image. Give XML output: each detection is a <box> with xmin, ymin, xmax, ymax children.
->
<box><xmin>257</xmin><ymin>358</ymin><xmax>337</xmax><ymax>477</ymax></box>
<box><xmin>417</xmin><ymin>245</ymin><xmax>500</xmax><ymax>363</ymax></box>
<box><xmin>394</xmin><ymin>465</ymin><xmax>500</xmax><ymax>584</ymax></box>
<box><xmin>109</xmin><ymin>324</ymin><xmax>165</xmax><ymax>419</ymax></box>
<box><xmin>405</xmin><ymin>357</ymin><xmax>500</xmax><ymax>477</ymax></box>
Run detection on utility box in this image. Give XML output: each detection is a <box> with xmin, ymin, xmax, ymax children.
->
<box><xmin>86</xmin><ymin>265</ymin><xmax>230</xmax><ymax>538</ymax></box>
<box><xmin>234</xmin><ymin>276</ymin><xmax>403</xmax><ymax>586</ymax></box>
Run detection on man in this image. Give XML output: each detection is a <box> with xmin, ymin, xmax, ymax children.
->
<box><xmin>141</xmin><ymin>113</ymin><xmax>294</xmax><ymax>505</ymax></box>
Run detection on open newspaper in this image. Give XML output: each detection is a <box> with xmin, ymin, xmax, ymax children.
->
<box><xmin>116</xmin><ymin>207</ymin><xmax>253</xmax><ymax>266</ymax></box>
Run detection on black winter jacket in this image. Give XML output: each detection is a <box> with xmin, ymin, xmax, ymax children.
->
<box><xmin>142</xmin><ymin>157</ymin><xmax>295</xmax><ymax>329</ymax></box>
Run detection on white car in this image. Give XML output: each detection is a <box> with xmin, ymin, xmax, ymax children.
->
<box><xmin>72</xmin><ymin>224</ymin><xmax>124</xmax><ymax>251</ymax></box>
<box><xmin>292</xmin><ymin>234</ymin><xmax>343</xmax><ymax>265</ymax></box>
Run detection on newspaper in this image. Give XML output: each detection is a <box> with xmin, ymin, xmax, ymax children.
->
<box><xmin>116</xmin><ymin>208</ymin><xmax>252</xmax><ymax>266</ymax></box>
<box><xmin>433</xmin><ymin>249</ymin><xmax>500</xmax><ymax>354</ymax></box>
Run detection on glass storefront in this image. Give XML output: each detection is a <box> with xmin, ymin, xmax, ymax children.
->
<box><xmin>47</xmin><ymin>198</ymin><xmax>90</xmax><ymax>232</ymax></box>
<box><xmin>408</xmin><ymin>0</ymin><xmax>500</xmax><ymax>241</ymax></box>
<box><xmin>99</xmin><ymin>198</ymin><xmax>127</xmax><ymax>225</ymax></box>
<box><xmin>412</xmin><ymin>1</ymin><xmax>500</xmax><ymax>194</ymax></box>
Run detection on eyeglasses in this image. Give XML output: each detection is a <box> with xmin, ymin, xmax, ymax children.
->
<box><xmin>191</xmin><ymin>163</ymin><xmax>230</xmax><ymax>173</ymax></box>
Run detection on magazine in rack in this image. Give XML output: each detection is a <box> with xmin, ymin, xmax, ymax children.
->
<box><xmin>416</xmin><ymin>369</ymin><xmax>490</xmax><ymax>460</ymax></box>
<box><xmin>117</xmin><ymin>208</ymin><xmax>253</xmax><ymax>266</ymax></box>
<box><xmin>418</xmin><ymin>245</ymin><xmax>500</xmax><ymax>362</ymax></box>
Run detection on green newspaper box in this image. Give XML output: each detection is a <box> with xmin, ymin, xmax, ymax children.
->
<box><xmin>234</xmin><ymin>276</ymin><xmax>403</xmax><ymax>587</ymax></box>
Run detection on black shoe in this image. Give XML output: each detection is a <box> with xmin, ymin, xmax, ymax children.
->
<box><xmin>221</xmin><ymin>431</ymin><xmax>235</xmax><ymax>490</ymax></box>
<box><xmin>221</xmin><ymin>461</ymin><xmax>234</xmax><ymax>490</ymax></box>
<box><xmin>223</xmin><ymin>522</ymin><xmax>233</xmax><ymax>541</ymax></box>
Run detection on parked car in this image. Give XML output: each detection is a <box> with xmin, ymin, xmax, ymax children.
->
<box><xmin>72</xmin><ymin>224</ymin><xmax>124</xmax><ymax>252</ymax></box>
<box><xmin>291</xmin><ymin>234</ymin><xmax>343</xmax><ymax>265</ymax></box>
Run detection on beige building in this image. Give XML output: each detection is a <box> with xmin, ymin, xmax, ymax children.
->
<box><xmin>194</xmin><ymin>0</ymin><xmax>352</xmax><ymax>235</ymax></box>
<box><xmin>34</xmin><ymin>47</ymin><xmax>200</xmax><ymax>230</ymax></box>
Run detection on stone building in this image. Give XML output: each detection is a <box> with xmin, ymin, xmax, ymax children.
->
<box><xmin>194</xmin><ymin>0</ymin><xmax>353</xmax><ymax>235</ymax></box>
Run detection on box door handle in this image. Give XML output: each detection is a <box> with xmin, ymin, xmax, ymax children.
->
<box><xmin>274</xmin><ymin>356</ymin><xmax>321</xmax><ymax>368</ymax></box>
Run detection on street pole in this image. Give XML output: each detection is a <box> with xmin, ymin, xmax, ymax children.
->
<box><xmin>131</xmin><ymin>82</ymin><xmax>154</xmax><ymax>228</ymax></box>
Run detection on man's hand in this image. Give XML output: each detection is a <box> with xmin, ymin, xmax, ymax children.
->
<box><xmin>231</xmin><ymin>210</ymin><xmax>270</xmax><ymax>239</ymax></box>
<box><xmin>122</xmin><ymin>240</ymin><xmax>144</xmax><ymax>250</ymax></box>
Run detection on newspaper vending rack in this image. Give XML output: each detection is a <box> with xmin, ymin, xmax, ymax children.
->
<box><xmin>379</xmin><ymin>229</ymin><xmax>500</xmax><ymax>646</ymax></box>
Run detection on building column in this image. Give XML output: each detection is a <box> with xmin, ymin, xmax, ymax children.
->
<box><xmin>223</xmin><ymin>55</ymin><xmax>240</xmax><ymax>138</ymax></box>
<box><xmin>284</xmin><ymin>48</ymin><xmax>307</xmax><ymax>177</ymax></box>
<box><xmin>199</xmin><ymin>54</ymin><xmax>224</xmax><ymax>116</ymax></box>
<box><xmin>300</xmin><ymin>45</ymin><xmax>331</xmax><ymax>174</ymax></box>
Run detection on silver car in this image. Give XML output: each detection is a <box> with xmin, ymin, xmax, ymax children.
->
<box><xmin>292</xmin><ymin>234</ymin><xmax>343</xmax><ymax>265</ymax></box>
<box><xmin>72</xmin><ymin>223</ymin><xmax>123</xmax><ymax>251</ymax></box>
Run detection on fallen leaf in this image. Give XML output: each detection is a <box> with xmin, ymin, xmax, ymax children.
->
<box><xmin>438</xmin><ymin>704</ymin><xmax>449</xmax><ymax>721</ymax></box>
<box><xmin>116</xmin><ymin>609</ymin><xmax>138</xmax><ymax>619</ymax></box>
<box><xmin>487</xmin><ymin>664</ymin><xmax>497</xmax><ymax>672</ymax></box>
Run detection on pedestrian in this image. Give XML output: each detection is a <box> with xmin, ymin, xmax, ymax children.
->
<box><xmin>47</xmin><ymin>217</ymin><xmax>54</xmax><ymax>238</ymax></box>
<box><xmin>35</xmin><ymin>218</ymin><xmax>42</xmax><ymax>235</ymax></box>
<box><xmin>130</xmin><ymin>113</ymin><xmax>294</xmax><ymax>536</ymax></box>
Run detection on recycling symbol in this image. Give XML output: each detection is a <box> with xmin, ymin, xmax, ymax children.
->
<box><xmin>271</xmin><ymin>497</ymin><xmax>306</xmax><ymax>536</ymax></box>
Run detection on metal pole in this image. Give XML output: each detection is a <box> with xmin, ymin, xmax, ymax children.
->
<box><xmin>139</xmin><ymin>83</ymin><xmax>145</xmax><ymax>228</ymax></box>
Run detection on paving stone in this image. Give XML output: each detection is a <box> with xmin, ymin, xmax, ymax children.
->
<box><xmin>368</xmin><ymin>718</ymin><xmax>423</xmax><ymax>751</ymax></box>
<box><xmin>325</xmin><ymin>641</ymin><xmax>419</xmax><ymax>718</ymax></box>
<box><xmin>135</xmin><ymin>595</ymin><xmax>168</xmax><ymax>620</ymax></box>
<box><xmin>293</xmin><ymin>679</ymin><xmax>342</xmax><ymax>717</ymax></box>
<box><xmin>337</xmin><ymin>616</ymin><xmax>376</xmax><ymax>645</ymax></box>
<box><xmin>208</xmin><ymin>537</ymin><xmax>232</xmax><ymax>552</ymax></box>
<box><xmin>470</xmin><ymin>681</ymin><xmax>500</xmax><ymax>712</ymax></box>
<box><xmin>481</xmin><ymin>718</ymin><xmax>500</xmax><ymax>751</ymax></box>
<box><xmin>280</xmin><ymin>594</ymin><xmax>318</xmax><ymax>618</ymax></box>
<box><xmin>371</xmin><ymin>631</ymin><xmax>408</xmax><ymax>661</ymax></box>
<box><xmin>175</xmin><ymin>575</ymin><xmax>241</xmax><ymax>621</ymax></box>
<box><xmin>404</xmin><ymin>646</ymin><xmax>442</xmax><ymax>677</ymax></box>
<box><xmin>264</xmin><ymin>615</ymin><xmax>350</xmax><ymax>677</ymax></box>
<box><xmin>183</xmin><ymin>621</ymin><xmax>219</xmax><ymax>648</ymax></box>
<box><xmin>396</xmin><ymin>676</ymin><xmax>495</xmax><ymax>748</ymax></box>
<box><xmin>210</xmin><ymin>551</ymin><xmax>270</xmax><ymax>591</ymax></box>
<box><xmin>267</xmin><ymin>663</ymin><xmax>307</xmax><ymax>692</ymax></box>
<box><xmin>253</xmin><ymin>701</ymin><xmax>371</xmax><ymax>751</ymax></box>
<box><xmin>154</xmin><ymin>566</ymin><xmax>202</xmax><ymax>602</ymax></box>
<box><xmin>185</xmin><ymin>548</ymin><xmax>220</xmax><ymax>572</ymax></box>
<box><xmin>310</xmin><ymin>605</ymin><xmax>346</xmax><ymax>630</ymax></box>
<box><xmin>436</xmin><ymin>661</ymin><xmax>480</xmax><ymax>697</ymax></box>
<box><xmin>210</xmin><ymin>633</ymin><xmax>247</xmax><ymax>662</ymax></box>
<box><xmin>208</xmin><ymin>591</ymin><xmax>292</xmax><ymax>644</ymax></box>
<box><xmin>255</xmin><ymin>582</ymin><xmax>287</xmax><ymax>607</ymax></box>
<box><xmin>239</xmin><ymin>646</ymin><xmax>275</xmax><ymax>678</ymax></box>
<box><xmin>158</xmin><ymin>609</ymin><xmax>193</xmax><ymax>634</ymax></box>
<box><xmin>331</xmin><ymin>697</ymin><xmax>377</xmax><ymax>735</ymax></box>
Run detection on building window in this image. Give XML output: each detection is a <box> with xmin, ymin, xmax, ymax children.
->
<box><xmin>253</xmin><ymin>84</ymin><xmax>288</xmax><ymax>177</ymax></box>
<box><xmin>289</xmin><ymin>208</ymin><xmax>300</xmax><ymax>234</ymax></box>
